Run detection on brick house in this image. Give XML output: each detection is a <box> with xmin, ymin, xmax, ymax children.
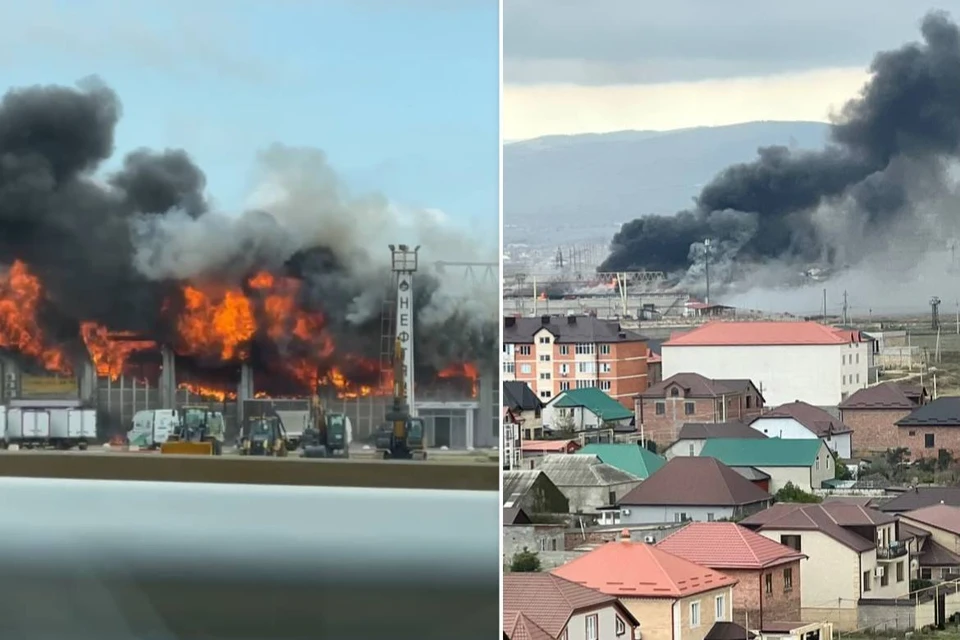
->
<box><xmin>503</xmin><ymin>315</ymin><xmax>649</xmax><ymax>407</ymax></box>
<box><xmin>637</xmin><ymin>373</ymin><xmax>765</xmax><ymax>446</ymax></box>
<box><xmin>838</xmin><ymin>382</ymin><xmax>928</xmax><ymax>455</ymax></box>
<box><xmin>895</xmin><ymin>397</ymin><xmax>960</xmax><ymax>459</ymax></box>
<box><xmin>656</xmin><ymin>522</ymin><xmax>806</xmax><ymax>631</ymax></box>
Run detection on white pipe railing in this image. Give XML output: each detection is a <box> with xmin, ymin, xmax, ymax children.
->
<box><xmin>0</xmin><ymin>477</ymin><xmax>498</xmax><ymax>638</ymax></box>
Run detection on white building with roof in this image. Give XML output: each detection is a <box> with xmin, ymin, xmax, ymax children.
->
<box><xmin>661</xmin><ymin>322</ymin><xmax>871</xmax><ymax>407</ymax></box>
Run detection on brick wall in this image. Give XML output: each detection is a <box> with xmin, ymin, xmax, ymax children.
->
<box><xmin>608</xmin><ymin>341</ymin><xmax>650</xmax><ymax>408</ymax></box>
<box><xmin>899</xmin><ymin>425</ymin><xmax>960</xmax><ymax>459</ymax></box>
<box><xmin>637</xmin><ymin>397</ymin><xmax>721</xmax><ymax>446</ymax></box>
<box><xmin>840</xmin><ymin>408</ymin><xmax>912</xmax><ymax>456</ymax></box>
<box><xmin>722</xmin><ymin>561</ymin><xmax>802</xmax><ymax>629</ymax></box>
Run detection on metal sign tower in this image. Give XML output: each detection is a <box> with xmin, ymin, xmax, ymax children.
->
<box><xmin>385</xmin><ymin>244</ymin><xmax>419</xmax><ymax>415</ymax></box>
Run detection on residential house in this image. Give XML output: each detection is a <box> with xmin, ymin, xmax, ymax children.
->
<box><xmin>875</xmin><ymin>486</ymin><xmax>960</xmax><ymax>514</ymax></box>
<box><xmin>898</xmin><ymin>521</ymin><xmax>960</xmax><ymax>583</ymax></box>
<box><xmin>656</xmin><ymin>522</ymin><xmax>807</xmax><ymax>630</ymax></box>
<box><xmin>647</xmin><ymin>339</ymin><xmax>664</xmax><ymax>385</ymax></box>
<box><xmin>663</xmin><ymin>421</ymin><xmax>768</xmax><ymax>460</ymax></box>
<box><xmin>579</xmin><ymin>443</ymin><xmax>666</xmax><ymax>480</ymax></box>
<box><xmin>537</xmin><ymin>454</ymin><xmax>643</xmax><ymax>515</ymax></box>
<box><xmin>749</xmin><ymin>401</ymin><xmax>853</xmax><ymax>459</ymax></box>
<box><xmin>503</xmin><ymin>380</ymin><xmax>545</xmax><ymax>440</ymax></box>
<box><xmin>661</xmin><ymin>321</ymin><xmax>872</xmax><ymax>406</ymax></box>
<box><xmin>504</xmin><ymin>573</ymin><xmax>640</xmax><ymax>640</ymax></box>
<box><xmin>895</xmin><ymin>397</ymin><xmax>960</xmax><ymax>459</ymax></box>
<box><xmin>503</xmin><ymin>470</ymin><xmax>570</xmax><ymax>515</ymax></box>
<box><xmin>521</xmin><ymin>439</ymin><xmax>582</xmax><ymax>465</ymax></box>
<box><xmin>502</xmin><ymin>314</ymin><xmax>649</xmax><ymax>406</ymax></box>
<box><xmin>699</xmin><ymin>438</ymin><xmax>834</xmax><ymax>493</ymax></box>
<box><xmin>543</xmin><ymin>387</ymin><xmax>635</xmax><ymax>433</ymax></box>
<box><xmin>838</xmin><ymin>382</ymin><xmax>928</xmax><ymax>455</ymax></box>
<box><xmin>503</xmin><ymin>419</ymin><xmax>522</xmax><ymax>471</ymax></box>
<box><xmin>740</xmin><ymin>502</ymin><xmax>910</xmax><ymax>630</ymax></box>
<box><xmin>615</xmin><ymin>457</ymin><xmax>772</xmax><ymax>525</ymax></box>
<box><xmin>503</xmin><ymin>506</ymin><xmax>566</xmax><ymax>566</ymax></box>
<box><xmin>898</xmin><ymin>504</ymin><xmax>960</xmax><ymax>581</ymax></box>
<box><xmin>638</xmin><ymin>373</ymin><xmax>765</xmax><ymax>445</ymax></box>
<box><xmin>552</xmin><ymin>531</ymin><xmax>739</xmax><ymax>640</ymax></box>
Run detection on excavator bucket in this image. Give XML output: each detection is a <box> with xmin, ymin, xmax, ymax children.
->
<box><xmin>160</xmin><ymin>441</ymin><xmax>214</xmax><ymax>455</ymax></box>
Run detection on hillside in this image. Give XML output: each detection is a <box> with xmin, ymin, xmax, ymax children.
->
<box><xmin>504</xmin><ymin>121</ymin><xmax>831</xmax><ymax>246</ymax></box>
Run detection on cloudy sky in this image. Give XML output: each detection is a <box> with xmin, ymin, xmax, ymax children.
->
<box><xmin>1</xmin><ymin>0</ymin><xmax>499</xmax><ymax>228</ymax></box>
<box><xmin>504</xmin><ymin>1</ymin><xmax>959</xmax><ymax>140</ymax></box>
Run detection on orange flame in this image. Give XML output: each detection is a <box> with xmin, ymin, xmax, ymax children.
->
<box><xmin>0</xmin><ymin>261</ymin><xmax>71</xmax><ymax>373</ymax></box>
<box><xmin>177</xmin><ymin>285</ymin><xmax>256</xmax><ymax>361</ymax></box>
<box><xmin>80</xmin><ymin>323</ymin><xmax>155</xmax><ymax>379</ymax></box>
<box><xmin>437</xmin><ymin>362</ymin><xmax>479</xmax><ymax>397</ymax></box>
<box><xmin>178</xmin><ymin>382</ymin><xmax>235</xmax><ymax>402</ymax></box>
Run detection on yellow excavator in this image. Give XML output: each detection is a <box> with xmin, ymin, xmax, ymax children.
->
<box><xmin>300</xmin><ymin>395</ymin><xmax>352</xmax><ymax>458</ymax></box>
<box><xmin>374</xmin><ymin>338</ymin><xmax>426</xmax><ymax>460</ymax></box>
<box><xmin>160</xmin><ymin>406</ymin><xmax>225</xmax><ymax>455</ymax></box>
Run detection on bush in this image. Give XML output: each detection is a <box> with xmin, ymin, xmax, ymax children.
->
<box><xmin>509</xmin><ymin>547</ymin><xmax>542</xmax><ymax>572</ymax></box>
<box><xmin>774</xmin><ymin>482</ymin><xmax>822</xmax><ymax>503</ymax></box>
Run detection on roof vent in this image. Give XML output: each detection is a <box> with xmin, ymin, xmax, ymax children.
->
<box><xmin>618</xmin><ymin>331</ymin><xmax>627</xmax><ymax>339</ymax></box>
<box><xmin>567</xmin><ymin>315</ymin><xmax>577</xmax><ymax>325</ymax></box>
<box><xmin>541</xmin><ymin>315</ymin><xmax>550</xmax><ymax>325</ymax></box>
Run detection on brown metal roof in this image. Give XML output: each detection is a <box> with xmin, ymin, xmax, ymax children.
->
<box><xmin>678</xmin><ymin>421</ymin><xmax>767</xmax><ymax>440</ymax></box>
<box><xmin>503</xmin><ymin>316</ymin><xmax>647</xmax><ymax>344</ymax></box>
<box><xmin>740</xmin><ymin>503</ymin><xmax>892</xmax><ymax>552</ymax></box>
<box><xmin>619</xmin><ymin>457</ymin><xmax>772</xmax><ymax>507</ymax></box>
<box><xmin>756</xmin><ymin>401</ymin><xmax>852</xmax><ymax>436</ymax></box>
<box><xmin>918</xmin><ymin>539</ymin><xmax>960</xmax><ymax>567</ymax></box>
<box><xmin>901</xmin><ymin>504</ymin><xmax>960</xmax><ymax>536</ymax></box>
<box><xmin>878</xmin><ymin>487</ymin><xmax>960</xmax><ymax>513</ymax></box>
<box><xmin>839</xmin><ymin>382</ymin><xmax>927</xmax><ymax>410</ymax></box>
<box><xmin>643</xmin><ymin>372</ymin><xmax>759</xmax><ymax>399</ymax></box>
<box><xmin>503</xmin><ymin>573</ymin><xmax>634</xmax><ymax>638</ymax></box>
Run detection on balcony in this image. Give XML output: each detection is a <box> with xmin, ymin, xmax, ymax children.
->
<box><xmin>877</xmin><ymin>541</ymin><xmax>909</xmax><ymax>560</ymax></box>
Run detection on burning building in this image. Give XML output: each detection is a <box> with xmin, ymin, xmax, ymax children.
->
<box><xmin>0</xmin><ymin>80</ymin><xmax>498</xmax><ymax>447</ymax></box>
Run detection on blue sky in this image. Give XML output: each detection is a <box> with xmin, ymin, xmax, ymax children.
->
<box><xmin>1</xmin><ymin>0</ymin><xmax>499</xmax><ymax>233</ymax></box>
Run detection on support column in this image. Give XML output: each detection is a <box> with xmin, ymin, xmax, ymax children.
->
<box><xmin>237</xmin><ymin>363</ymin><xmax>254</xmax><ymax>423</ymax></box>
<box><xmin>160</xmin><ymin>346</ymin><xmax>176</xmax><ymax>410</ymax></box>
<box><xmin>477</xmin><ymin>369</ymin><xmax>493</xmax><ymax>449</ymax></box>
<box><xmin>78</xmin><ymin>358</ymin><xmax>96</xmax><ymax>404</ymax></box>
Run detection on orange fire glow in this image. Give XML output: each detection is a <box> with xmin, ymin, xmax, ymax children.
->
<box><xmin>0</xmin><ymin>261</ymin><xmax>72</xmax><ymax>373</ymax></box>
<box><xmin>80</xmin><ymin>323</ymin><xmax>155</xmax><ymax>379</ymax></box>
<box><xmin>437</xmin><ymin>361</ymin><xmax>479</xmax><ymax>397</ymax></box>
<box><xmin>177</xmin><ymin>285</ymin><xmax>256</xmax><ymax>361</ymax></box>
<box><xmin>178</xmin><ymin>382</ymin><xmax>235</xmax><ymax>402</ymax></box>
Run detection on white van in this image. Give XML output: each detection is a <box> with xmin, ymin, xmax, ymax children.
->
<box><xmin>127</xmin><ymin>409</ymin><xmax>179</xmax><ymax>449</ymax></box>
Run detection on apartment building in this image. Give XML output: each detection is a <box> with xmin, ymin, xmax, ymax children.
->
<box><xmin>502</xmin><ymin>315</ymin><xmax>648</xmax><ymax>408</ymax></box>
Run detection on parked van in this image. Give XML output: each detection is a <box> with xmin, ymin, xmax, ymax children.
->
<box><xmin>127</xmin><ymin>409</ymin><xmax>179</xmax><ymax>449</ymax></box>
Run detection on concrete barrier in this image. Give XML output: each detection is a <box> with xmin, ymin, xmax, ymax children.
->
<box><xmin>0</xmin><ymin>450</ymin><xmax>497</xmax><ymax>491</ymax></box>
<box><xmin>0</xmin><ymin>476</ymin><xmax>498</xmax><ymax>638</ymax></box>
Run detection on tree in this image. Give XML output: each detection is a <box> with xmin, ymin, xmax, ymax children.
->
<box><xmin>833</xmin><ymin>451</ymin><xmax>853</xmax><ymax>481</ymax></box>
<box><xmin>774</xmin><ymin>482</ymin><xmax>822</xmax><ymax>504</ymax></box>
<box><xmin>938</xmin><ymin>448</ymin><xmax>954</xmax><ymax>472</ymax></box>
<box><xmin>509</xmin><ymin>547</ymin><xmax>542</xmax><ymax>572</ymax></box>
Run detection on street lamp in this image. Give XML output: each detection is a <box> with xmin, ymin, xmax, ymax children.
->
<box><xmin>704</xmin><ymin>239</ymin><xmax>711</xmax><ymax>305</ymax></box>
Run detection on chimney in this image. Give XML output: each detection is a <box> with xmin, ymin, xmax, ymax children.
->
<box><xmin>540</xmin><ymin>315</ymin><xmax>550</xmax><ymax>325</ymax></box>
<box><xmin>618</xmin><ymin>331</ymin><xmax>627</xmax><ymax>339</ymax></box>
<box><xmin>504</xmin><ymin>317</ymin><xmax>516</xmax><ymax>328</ymax></box>
<box><xmin>567</xmin><ymin>315</ymin><xmax>577</xmax><ymax>325</ymax></box>
<box><xmin>619</xmin><ymin>528</ymin><xmax>631</xmax><ymax>542</ymax></box>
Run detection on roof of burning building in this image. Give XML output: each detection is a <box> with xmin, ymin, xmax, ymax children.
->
<box><xmin>664</xmin><ymin>321</ymin><xmax>854</xmax><ymax>347</ymax></box>
<box><xmin>503</xmin><ymin>315</ymin><xmax>646</xmax><ymax>344</ymax></box>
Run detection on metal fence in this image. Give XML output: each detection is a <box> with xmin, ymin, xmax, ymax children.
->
<box><xmin>0</xmin><ymin>476</ymin><xmax>498</xmax><ymax>639</ymax></box>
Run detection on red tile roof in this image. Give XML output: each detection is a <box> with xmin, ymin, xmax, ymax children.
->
<box><xmin>521</xmin><ymin>440</ymin><xmax>580</xmax><ymax>453</ymax></box>
<box><xmin>551</xmin><ymin>537</ymin><xmax>738</xmax><ymax>598</ymax></box>
<box><xmin>656</xmin><ymin>522</ymin><xmax>807</xmax><ymax>569</ymax></box>
<box><xmin>901</xmin><ymin>504</ymin><xmax>960</xmax><ymax>536</ymax></box>
<box><xmin>503</xmin><ymin>573</ymin><xmax>626</xmax><ymax>638</ymax></box>
<box><xmin>664</xmin><ymin>321</ymin><xmax>851</xmax><ymax>347</ymax></box>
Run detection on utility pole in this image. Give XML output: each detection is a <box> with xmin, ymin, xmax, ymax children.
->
<box><xmin>822</xmin><ymin>289</ymin><xmax>827</xmax><ymax>322</ymax></box>
<box><xmin>704</xmin><ymin>239</ymin><xmax>711</xmax><ymax>305</ymax></box>
<box><xmin>842</xmin><ymin>290</ymin><xmax>849</xmax><ymax>325</ymax></box>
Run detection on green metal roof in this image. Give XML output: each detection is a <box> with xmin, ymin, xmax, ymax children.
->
<box><xmin>699</xmin><ymin>438</ymin><xmax>824</xmax><ymax>467</ymax></box>
<box><xmin>552</xmin><ymin>388</ymin><xmax>634</xmax><ymax>421</ymax></box>
<box><xmin>579</xmin><ymin>444</ymin><xmax>665</xmax><ymax>479</ymax></box>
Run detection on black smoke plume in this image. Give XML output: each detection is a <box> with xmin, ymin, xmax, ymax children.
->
<box><xmin>601</xmin><ymin>11</ymin><xmax>960</xmax><ymax>286</ymax></box>
<box><xmin>0</xmin><ymin>78</ymin><xmax>496</xmax><ymax>384</ymax></box>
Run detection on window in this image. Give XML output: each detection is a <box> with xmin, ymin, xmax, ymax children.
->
<box><xmin>578</xmin><ymin>362</ymin><xmax>596</xmax><ymax>374</ymax></box>
<box><xmin>599</xmin><ymin>363</ymin><xmax>612</xmax><ymax>373</ymax></box>
<box><xmin>857</xmin><ymin>353</ymin><xmax>860</xmax><ymax>364</ymax></box>
<box><xmin>921</xmin><ymin>567</ymin><xmax>933</xmax><ymax>580</ymax></box>
<box><xmin>670</xmin><ymin>387</ymin><xmax>680</xmax><ymax>397</ymax></box>
<box><xmin>585</xmin><ymin>614</ymin><xmax>598</xmax><ymax>640</ymax></box>
<box><xmin>539</xmin><ymin>354</ymin><xmax>551</xmax><ymax>362</ymax></box>
<box><xmin>539</xmin><ymin>373</ymin><xmax>551</xmax><ymax>380</ymax></box>
<box><xmin>746</xmin><ymin>395</ymin><xmax>752</xmax><ymax>408</ymax></box>
<box><xmin>780</xmin><ymin>535</ymin><xmax>801</xmax><ymax>552</ymax></box>
<box><xmin>764</xmin><ymin>573</ymin><xmax>772</xmax><ymax>595</ymax></box>
<box><xmin>575</xmin><ymin>343</ymin><xmax>595</xmax><ymax>355</ymax></box>
<box><xmin>539</xmin><ymin>391</ymin><xmax>551</xmax><ymax>399</ymax></box>
<box><xmin>926</xmin><ymin>433</ymin><xmax>936</xmax><ymax>448</ymax></box>
<box><xmin>843</xmin><ymin>354</ymin><xmax>847</xmax><ymax>365</ymax></box>
<box><xmin>560</xmin><ymin>382</ymin><xmax>571</xmax><ymax>391</ymax></box>
<box><xmin>518</xmin><ymin>345</ymin><xmax>531</xmax><ymax>356</ymax></box>
<box><xmin>520</xmin><ymin>364</ymin><xmax>532</xmax><ymax>374</ymax></box>
<box><xmin>503</xmin><ymin>343</ymin><xmax>515</xmax><ymax>356</ymax></box>
<box><xmin>784</xmin><ymin>567</ymin><xmax>793</xmax><ymax>591</ymax></box>
<box><xmin>684</xmin><ymin>401</ymin><xmax>695</xmax><ymax>415</ymax></box>
<box><xmin>538</xmin><ymin>336</ymin><xmax>551</xmax><ymax>344</ymax></box>
<box><xmin>599</xmin><ymin>380</ymin><xmax>612</xmax><ymax>391</ymax></box>
<box><xmin>600</xmin><ymin>344</ymin><xmax>611</xmax><ymax>355</ymax></box>
<box><xmin>816</xmin><ymin>457</ymin><xmax>820</xmax><ymax>470</ymax></box>
<box><xmin>715</xmin><ymin>595</ymin><xmax>725</xmax><ymax>621</ymax></box>
<box><xmin>560</xmin><ymin>364</ymin><xmax>569</xmax><ymax>375</ymax></box>
<box><xmin>863</xmin><ymin>570</ymin><xmax>871</xmax><ymax>592</ymax></box>
<box><xmin>675</xmin><ymin>512</ymin><xmax>687</xmax><ymax>522</ymax></box>
<box><xmin>502</xmin><ymin>362</ymin><xmax>515</xmax><ymax>374</ymax></box>
<box><xmin>608</xmin><ymin>490</ymin><xmax>617</xmax><ymax>505</ymax></box>
<box><xmin>688</xmin><ymin>443</ymin><xmax>695</xmax><ymax>456</ymax></box>
<box><xmin>655</xmin><ymin>402</ymin><xmax>665</xmax><ymax>415</ymax></box>
<box><xmin>897</xmin><ymin>561</ymin><xmax>904</xmax><ymax>582</ymax></box>
<box><xmin>689</xmin><ymin>601</ymin><xmax>701</xmax><ymax>627</ymax></box>
<box><xmin>827</xmin><ymin>456</ymin><xmax>831</xmax><ymax>469</ymax></box>
<box><xmin>842</xmin><ymin>375</ymin><xmax>847</xmax><ymax>385</ymax></box>
<box><xmin>576</xmin><ymin>380</ymin><xmax>597</xmax><ymax>389</ymax></box>
<box><xmin>559</xmin><ymin>345</ymin><xmax>569</xmax><ymax>355</ymax></box>
<box><xmin>616</xmin><ymin>616</ymin><xmax>627</xmax><ymax>637</ymax></box>
<box><xmin>880</xmin><ymin>567</ymin><xmax>889</xmax><ymax>587</ymax></box>
<box><xmin>856</xmin><ymin>373</ymin><xmax>860</xmax><ymax>383</ymax></box>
